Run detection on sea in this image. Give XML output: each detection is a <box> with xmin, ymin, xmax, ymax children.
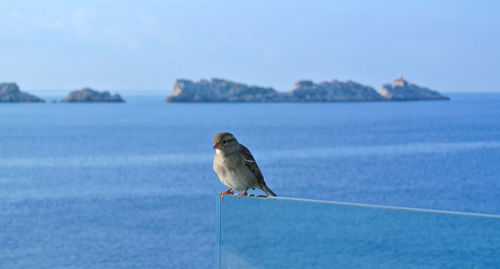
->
<box><xmin>0</xmin><ymin>93</ymin><xmax>499</xmax><ymax>268</ymax></box>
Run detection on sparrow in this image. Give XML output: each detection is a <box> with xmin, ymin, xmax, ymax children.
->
<box><xmin>212</xmin><ymin>132</ymin><xmax>277</xmax><ymax>200</ymax></box>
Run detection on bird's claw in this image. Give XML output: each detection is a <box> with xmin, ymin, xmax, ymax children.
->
<box><xmin>219</xmin><ymin>188</ymin><xmax>234</xmax><ymax>201</ymax></box>
<box><xmin>237</xmin><ymin>190</ymin><xmax>248</xmax><ymax>200</ymax></box>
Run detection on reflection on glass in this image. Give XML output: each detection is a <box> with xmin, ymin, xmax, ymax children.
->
<box><xmin>216</xmin><ymin>195</ymin><xmax>500</xmax><ymax>269</ymax></box>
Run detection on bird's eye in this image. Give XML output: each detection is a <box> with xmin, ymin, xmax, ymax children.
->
<box><xmin>222</xmin><ymin>140</ymin><xmax>227</xmax><ymax>145</ymax></box>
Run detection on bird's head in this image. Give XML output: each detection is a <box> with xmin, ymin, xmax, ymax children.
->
<box><xmin>213</xmin><ymin>132</ymin><xmax>239</xmax><ymax>153</ymax></box>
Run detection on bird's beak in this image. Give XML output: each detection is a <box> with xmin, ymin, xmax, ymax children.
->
<box><xmin>212</xmin><ymin>143</ymin><xmax>219</xmax><ymax>150</ymax></box>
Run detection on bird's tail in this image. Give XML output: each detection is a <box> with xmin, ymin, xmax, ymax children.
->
<box><xmin>260</xmin><ymin>185</ymin><xmax>277</xmax><ymax>197</ymax></box>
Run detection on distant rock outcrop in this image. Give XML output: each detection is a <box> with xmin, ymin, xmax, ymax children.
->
<box><xmin>166</xmin><ymin>78</ymin><xmax>284</xmax><ymax>102</ymax></box>
<box><xmin>166</xmin><ymin>78</ymin><xmax>386</xmax><ymax>102</ymax></box>
<box><xmin>62</xmin><ymin>88</ymin><xmax>124</xmax><ymax>103</ymax></box>
<box><xmin>380</xmin><ymin>76</ymin><xmax>449</xmax><ymax>101</ymax></box>
<box><xmin>166</xmin><ymin>77</ymin><xmax>450</xmax><ymax>102</ymax></box>
<box><xmin>289</xmin><ymin>80</ymin><xmax>385</xmax><ymax>102</ymax></box>
<box><xmin>0</xmin><ymin>83</ymin><xmax>44</xmax><ymax>102</ymax></box>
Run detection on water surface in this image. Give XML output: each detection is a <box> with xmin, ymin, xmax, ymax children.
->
<box><xmin>1</xmin><ymin>93</ymin><xmax>499</xmax><ymax>268</ymax></box>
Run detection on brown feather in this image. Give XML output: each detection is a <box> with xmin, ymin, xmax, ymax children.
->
<box><xmin>213</xmin><ymin>132</ymin><xmax>234</xmax><ymax>144</ymax></box>
<box><xmin>239</xmin><ymin>144</ymin><xmax>267</xmax><ymax>188</ymax></box>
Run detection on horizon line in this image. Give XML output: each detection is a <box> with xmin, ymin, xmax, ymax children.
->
<box><xmin>25</xmin><ymin>89</ymin><xmax>500</xmax><ymax>94</ymax></box>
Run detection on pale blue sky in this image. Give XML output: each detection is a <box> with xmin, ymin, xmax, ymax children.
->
<box><xmin>1</xmin><ymin>0</ymin><xmax>499</xmax><ymax>93</ymax></box>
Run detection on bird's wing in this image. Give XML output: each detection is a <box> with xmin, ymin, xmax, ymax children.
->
<box><xmin>239</xmin><ymin>144</ymin><xmax>266</xmax><ymax>186</ymax></box>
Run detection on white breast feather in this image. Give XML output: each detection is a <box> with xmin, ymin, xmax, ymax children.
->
<box><xmin>213</xmin><ymin>151</ymin><xmax>258</xmax><ymax>191</ymax></box>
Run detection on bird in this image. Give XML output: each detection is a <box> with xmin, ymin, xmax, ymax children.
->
<box><xmin>212</xmin><ymin>132</ymin><xmax>277</xmax><ymax>200</ymax></box>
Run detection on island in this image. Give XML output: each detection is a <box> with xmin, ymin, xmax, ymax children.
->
<box><xmin>166</xmin><ymin>78</ymin><xmax>284</xmax><ymax>102</ymax></box>
<box><xmin>62</xmin><ymin>88</ymin><xmax>124</xmax><ymax>103</ymax></box>
<box><xmin>380</xmin><ymin>75</ymin><xmax>450</xmax><ymax>101</ymax></box>
<box><xmin>164</xmin><ymin>76</ymin><xmax>450</xmax><ymax>103</ymax></box>
<box><xmin>166</xmin><ymin>78</ymin><xmax>385</xmax><ymax>102</ymax></box>
<box><xmin>289</xmin><ymin>80</ymin><xmax>384</xmax><ymax>102</ymax></box>
<box><xmin>0</xmin><ymin>83</ymin><xmax>45</xmax><ymax>102</ymax></box>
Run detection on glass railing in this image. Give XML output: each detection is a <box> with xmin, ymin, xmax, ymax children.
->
<box><xmin>216</xmin><ymin>195</ymin><xmax>500</xmax><ymax>268</ymax></box>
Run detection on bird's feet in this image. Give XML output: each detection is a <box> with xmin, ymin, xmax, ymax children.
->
<box><xmin>219</xmin><ymin>188</ymin><xmax>234</xmax><ymax>201</ymax></box>
<box><xmin>237</xmin><ymin>190</ymin><xmax>248</xmax><ymax>200</ymax></box>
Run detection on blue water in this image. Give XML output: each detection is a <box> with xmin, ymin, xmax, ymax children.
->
<box><xmin>1</xmin><ymin>93</ymin><xmax>499</xmax><ymax>268</ymax></box>
<box><xmin>218</xmin><ymin>196</ymin><xmax>500</xmax><ymax>268</ymax></box>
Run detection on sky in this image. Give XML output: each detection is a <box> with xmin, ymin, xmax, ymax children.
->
<box><xmin>0</xmin><ymin>0</ymin><xmax>499</xmax><ymax>93</ymax></box>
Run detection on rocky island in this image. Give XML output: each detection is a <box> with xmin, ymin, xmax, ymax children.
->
<box><xmin>0</xmin><ymin>83</ymin><xmax>44</xmax><ymax>102</ymax></box>
<box><xmin>380</xmin><ymin>75</ymin><xmax>449</xmax><ymax>101</ymax></box>
<box><xmin>62</xmin><ymin>88</ymin><xmax>124</xmax><ymax>103</ymax></box>
<box><xmin>166</xmin><ymin>78</ymin><xmax>385</xmax><ymax>102</ymax></box>
<box><xmin>166</xmin><ymin>78</ymin><xmax>284</xmax><ymax>102</ymax></box>
<box><xmin>166</xmin><ymin>76</ymin><xmax>450</xmax><ymax>103</ymax></box>
<box><xmin>289</xmin><ymin>80</ymin><xmax>384</xmax><ymax>102</ymax></box>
